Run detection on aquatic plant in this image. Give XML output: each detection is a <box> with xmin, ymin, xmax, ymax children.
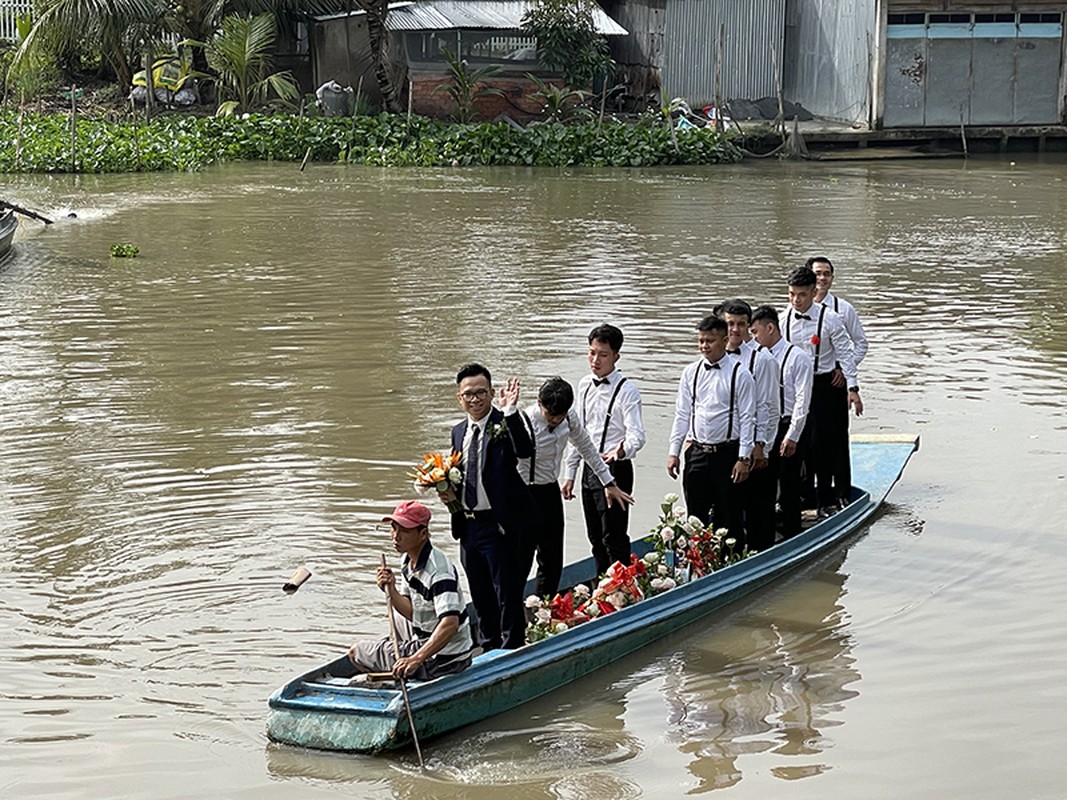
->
<box><xmin>0</xmin><ymin>109</ymin><xmax>742</xmax><ymax>173</ymax></box>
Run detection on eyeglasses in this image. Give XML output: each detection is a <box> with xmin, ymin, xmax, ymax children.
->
<box><xmin>458</xmin><ymin>389</ymin><xmax>490</xmax><ymax>401</ymax></box>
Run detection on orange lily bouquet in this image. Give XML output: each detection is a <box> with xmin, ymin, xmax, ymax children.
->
<box><xmin>410</xmin><ymin>451</ymin><xmax>464</xmax><ymax>513</ymax></box>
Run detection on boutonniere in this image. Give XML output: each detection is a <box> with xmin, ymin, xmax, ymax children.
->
<box><xmin>487</xmin><ymin>421</ymin><xmax>509</xmax><ymax>441</ymax></box>
<box><xmin>810</xmin><ymin>335</ymin><xmax>820</xmax><ymax>346</ymax></box>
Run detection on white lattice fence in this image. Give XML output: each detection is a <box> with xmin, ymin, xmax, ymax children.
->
<box><xmin>1</xmin><ymin>0</ymin><xmax>33</xmax><ymax>42</ymax></box>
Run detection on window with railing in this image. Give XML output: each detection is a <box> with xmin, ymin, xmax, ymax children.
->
<box><xmin>406</xmin><ymin>31</ymin><xmax>539</xmax><ymax>67</ymax></box>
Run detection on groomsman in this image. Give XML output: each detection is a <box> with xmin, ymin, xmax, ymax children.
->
<box><xmin>666</xmin><ymin>315</ymin><xmax>755</xmax><ymax>540</ymax></box>
<box><xmin>750</xmin><ymin>305</ymin><xmax>814</xmax><ymax>538</ymax></box>
<box><xmin>782</xmin><ymin>267</ymin><xmax>862</xmax><ymax>511</ymax></box>
<box><xmin>716</xmin><ymin>299</ymin><xmax>780</xmax><ymax>551</ymax></box>
<box><xmin>512</xmin><ymin>377</ymin><xmax>634</xmax><ymax>597</ymax></box>
<box><xmin>562</xmin><ymin>324</ymin><xmax>646</xmax><ymax>576</ymax></box>
<box><xmin>807</xmin><ymin>256</ymin><xmax>869</xmax><ymax>365</ymax></box>
<box><xmin>450</xmin><ymin>364</ymin><xmax>539</xmax><ymax>650</ymax></box>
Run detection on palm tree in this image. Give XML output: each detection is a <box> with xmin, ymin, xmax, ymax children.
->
<box><xmin>355</xmin><ymin>0</ymin><xmax>401</xmax><ymax>114</ymax></box>
<box><xmin>11</xmin><ymin>0</ymin><xmax>162</xmax><ymax>90</ymax></box>
<box><xmin>206</xmin><ymin>12</ymin><xmax>298</xmax><ymax>114</ymax></box>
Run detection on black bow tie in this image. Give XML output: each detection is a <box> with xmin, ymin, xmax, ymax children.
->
<box><xmin>794</xmin><ymin>313</ymin><xmax>812</xmax><ymax>321</ymax></box>
<box><xmin>593</xmin><ymin>377</ymin><xmax>610</xmax><ymax>386</ymax></box>
<box><xmin>704</xmin><ymin>361</ymin><xmax>720</xmax><ymax>370</ymax></box>
<box><xmin>726</xmin><ymin>348</ymin><xmax>741</xmax><ymax>356</ymax></box>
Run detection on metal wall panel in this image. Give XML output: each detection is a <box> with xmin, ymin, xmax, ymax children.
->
<box><xmin>1015</xmin><ymin>22</ymin><xmax>1062</xmax><ymax>123</ymax></box>
<box><xmin>661</xmin><ymin>0</ymin><xmax>786</xmax><ymax>107</ymax></box>
<box><xmin>925</xmin><ymin>23</ymin><xmax>972</xmax><ymax>125</ymax></box>
<box><xmin>970</xmin><ymin>25</ymin><xmax>1014</xmax><ymax>125</ymax></box>
<box><xmin>883</xmin><ymin>27</ymin><xmax>925</xmax><ymax>126</ymax></box>
<box><xmin>882</xmin><ymin>14</ymin><xmax>1063</xmax><ymax>127</ymax></box>
<box><xmin>783</xmin><ymin>0</ymin><xmax>878</xmax><ymax>124</ymax></box>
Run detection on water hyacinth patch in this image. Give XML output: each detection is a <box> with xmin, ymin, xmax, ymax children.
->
<box><xmin>0</xmin><ymin>110</ymin><xmax>742</xmax><ymax>174</ymax></box>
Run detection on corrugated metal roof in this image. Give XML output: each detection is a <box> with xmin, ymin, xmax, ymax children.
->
<box><xmin>314</xmin><ymin>0</ymin><xmax>627</xmax><ymax>36</ymax></box>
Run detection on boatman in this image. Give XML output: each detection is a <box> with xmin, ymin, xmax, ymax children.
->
<box><xmin>750</xmin><ymin>305</ymin><xmax>814</xmax><ymax>538</ymax></box>
<box><xmin>512</xmin><ymin>377</ymin><xmax>634</xmax><ymax>597</ymax></box>
<box><xmin>348</xmin><ymin>500</ymin><xmax>476</xmax><ymax>680</ymax></box>
<box><xmin>783</xmin><ymin>266</ymin><xmax>862</xmax><ymax>513</ymax></box>
<box><xmin>562</xmin><ymin>324</ymin><xmax>647</xmax><ymax>577</ymax></box>
<box><xmin>666</xmin><ymin>315</ymin><xmax>755</xmax><ymax>540</ymax></box>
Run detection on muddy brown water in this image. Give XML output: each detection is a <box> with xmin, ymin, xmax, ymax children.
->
<box><xmin>2</xmin><ymin>157</ymin><xmax>1065</xmax><ymax>798</ymax></box>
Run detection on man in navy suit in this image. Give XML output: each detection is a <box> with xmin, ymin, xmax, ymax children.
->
<box><xmin>450</xmin><ymin>363</ymin><xmax>539</xmax><ymax>650</ymax></box>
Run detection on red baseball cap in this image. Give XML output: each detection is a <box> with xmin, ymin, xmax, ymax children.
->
<box><xmin>382</xmin><ymin>500</ymin><xmax>432</xmax><ymax>529</ymax></box>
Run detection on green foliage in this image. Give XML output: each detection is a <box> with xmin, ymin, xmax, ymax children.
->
<box><xmin>200</xmin><ymin>13</ymin><xmax>299</xmax><ymax>115</ymax></box>
<box><xmin>525</xmin><ymin>73</ymin><xmax>592</xmax><ymax>123</ymax></box>
<box><xmin>433</xmin><ymin>48</ymin><xmax>504</xmax><ymax>123</ymax></box>
<box><xmin>109</xmin><ymin>242</ymin><xmax>140</xmax><ymax>257</ymax></box>
<box><xmin>0</xmin><ymin>109</ymin><xmax>743</xmax><ymax>173</ymax></box>
<box><xmin>521</xmin><ymin>0</ymin><xmax>614</xmax><ymax>89</ymax></box>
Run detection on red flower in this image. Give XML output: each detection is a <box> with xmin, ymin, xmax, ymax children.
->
<box><xmin>810</xmin><ymin>335</ymin><xmax>820</xmax><ymax>346</ymax></box>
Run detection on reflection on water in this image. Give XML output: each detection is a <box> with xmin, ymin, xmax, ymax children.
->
<box><xmin>3</xmin><ymin>157</ymin><xmax>1067</xmax><ymax>798</ymax></box>
<box><xmin>659</xmin><ymin>555</ymin><xmax>856</xmax><ymax>791</ymax></box>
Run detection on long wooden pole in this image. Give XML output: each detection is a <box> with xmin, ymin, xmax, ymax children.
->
<box><xmin>381</xmin><ymin>554</ymin><xmax>425</xmax><ymax>767</ymax></box>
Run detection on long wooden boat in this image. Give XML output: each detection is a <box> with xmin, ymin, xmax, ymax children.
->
<box><xmin>0</xmin><ymin>209</ymin><xmax>17</xmax><ymax>259</ymax></box>
<box><xmin>267</xmin><ymin>433</ymin><xmax>919</xmax><ymax>753</ymax></box>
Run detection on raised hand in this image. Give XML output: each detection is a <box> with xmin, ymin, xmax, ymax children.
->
<box><xmin>498</xmin><ymin>378</ymin><xmax>521</xmax><ymax>408</ymax></box>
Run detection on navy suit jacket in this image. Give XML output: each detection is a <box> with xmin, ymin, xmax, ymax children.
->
<box><xmin>450</xmin><ymin>407</ymin><xmax>539</xmax><ymax>540</ymax></box>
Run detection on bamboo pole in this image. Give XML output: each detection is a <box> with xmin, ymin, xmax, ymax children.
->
<box><xmin>381</xmin><ymin>554</ymin><xmax>425</xmax><ymax>767</ymax></box>
<box><xmin>69</xmin><ymin>84</ymin><xmax>77</xmax><ymax>173</ymax></box>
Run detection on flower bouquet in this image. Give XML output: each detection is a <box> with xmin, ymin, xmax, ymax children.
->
<box><xmin>578</xmin><ymin>556</ymin><xmax>646</xmax><ymax>617</ymax></box>
<box><xmin>645</xmin><ymin>493</ymin><xmax>747</xmax><ymax>580</ymax></box>
<box><xmin>525</xmin><ymin>586</ymin><xmax>591</xmax><ymax>643</ymax></box>
<box><xmin>410</xmin><ymin>450</ymin><xmax>464</xmax><ymax>513</ymax></box>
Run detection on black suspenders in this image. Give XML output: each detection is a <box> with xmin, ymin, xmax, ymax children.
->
<box><xmin>726</xmin><ymin>362</ymin><xmax>740</xmax><ymax>441</ymax></box>
<box><xmin>581</xmin><ymin>376</ymin><xmax>629</xmax><ymax>453</ymax></box>
<box><xmin>780</xmin><ymin>344</ymin><xmax>795</xmax><ymax>414</ymax></box>
<box><xmin>519</xmin><ymin>410</ymin><xmax>537</xmax><ymax>483</ymax></box>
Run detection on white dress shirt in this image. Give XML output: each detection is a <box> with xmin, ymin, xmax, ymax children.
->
<box><xmin>515</xmin><ymin>404</ymin><xmax>614</xmax><ymax>487</ymax></box>
<box><xmin>782</xmin><ymin>303</ymin><xmax>859</xmax><ymax>387</ymax></box>
<box><xmin>822</xmin><ymin>291</ymin><xmax>868</xmax><ymax>364</ymax></box>
<box><xmin>768</xmin><ymin>337</ymin><xmax>813</xmax><ymax>444</ymax></box>
<box><xmin>562</xmin><ymin>369</ymin><xmax>645</xmax><ymax>481</ymax></box>
<box><xmin>668</xmin><ymin>355</ymin><xmax>756</xmax><ymax>459</ymax></box>
<box><xmin>738</xmin><ymin>339</ymin><xmax>781</xmax><ymax>448</ymax></box>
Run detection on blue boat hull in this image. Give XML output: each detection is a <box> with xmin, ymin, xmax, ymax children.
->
<box><xmin>267</xmin><ymin>435</ymin><xmax>919</xmax><ymax>752</ymax></box>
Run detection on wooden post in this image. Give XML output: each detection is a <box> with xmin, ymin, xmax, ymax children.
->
<box><xmin>131</xmin><ymin>97</ymin><xmax>141</xmax><ymax>171</ymax></box>
<box><xmin>771</xmin><ymin>43</ymin><xmax>786</xmax><ymax>144</ymax></box>
<box><xmin>715</xmin><ymin>23</ymin><xmax>724</xmax><ymax>133</ymax></box>
<box><xmin>144</xmin><ymin>46</ymin><xmax>154</xmax><ymax>119</ymax></box>
<box><xmin>407</xmin><ymin>78</ymin><xmax>413</xmax><ymax>125</ymax></box>
<box><xmin>69</xmin><ymin>84</ymin><xmax>77</xmax><ymax>172</ymax></box>
<box><xmin>16</xmin><ymin>107</ymin><xmax>24</xmax><ymax>171</ymax></box>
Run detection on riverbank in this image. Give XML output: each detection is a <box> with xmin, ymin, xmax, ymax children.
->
<box><xmin>0</xmin><ymin>109</ymin><xmax>742</xmax><ymax>173</ymax></box>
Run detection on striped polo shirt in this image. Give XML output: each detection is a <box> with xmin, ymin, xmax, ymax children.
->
<box><xmin>399</xmin><ymin>541</ymin><xmax>473</xmax><ymax>660</ymax></box>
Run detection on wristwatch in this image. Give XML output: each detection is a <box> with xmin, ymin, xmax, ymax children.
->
<box><xmin>738</xmin><ymin>456</ymin><xmax>752</xmax><ymax>466</ymax></box>
<box><xmin>848</xmin><ymin>386</ymin><xmax>859</xmax><ymax>392</ymax></box>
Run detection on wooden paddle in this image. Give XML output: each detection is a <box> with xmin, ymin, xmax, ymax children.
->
<box><xmin>381</xmin><ymin>553</ymin><xmax>425</xmax><ymax>767</ymax></box>
<box><xmin>1</xmin><ymin>201</ymin><xmax>54</xmax><ymax>225</ymax></box>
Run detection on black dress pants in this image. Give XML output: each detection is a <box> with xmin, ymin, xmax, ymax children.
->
<box><xmin>682</xmin><ymin>441</ymin><xmax>743</xmax><ymax>542</ymax></box>
<box><xmin>809</xmin><ymin>372</ymin><xmax>852</xmax><ymax>507</ymax></box>
<box><xmin>525</xmin><ymin>482</ymin><xmax>565</xmax><ymax>597</ymax></box>
<box><xmin>581</xmin><ymin>459</ymin><xmax>633</xmax><ymax>576</ymax></box>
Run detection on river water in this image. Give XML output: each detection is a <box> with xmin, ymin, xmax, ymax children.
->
<box><xmin>2</xmin><ymin>157</ymin><xmax>1065</xmax><ymax>799</ymax></box>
